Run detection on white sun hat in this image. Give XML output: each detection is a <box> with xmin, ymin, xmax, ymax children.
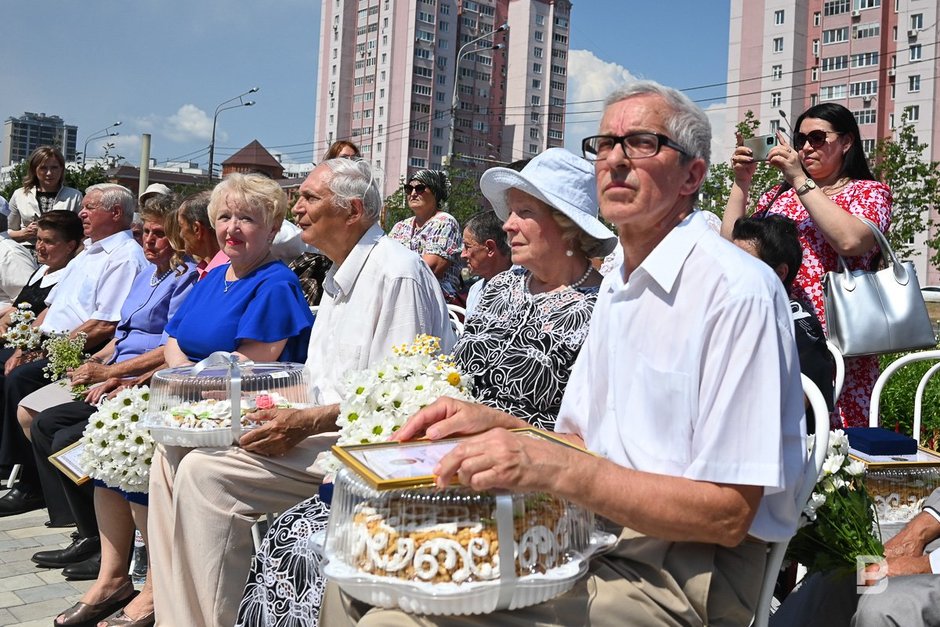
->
<box><xmin>139</xmin><ymin>183</ymin><xmax>172</xmax><ymax>203</ymax></box>
<box><xmin>480</xmin><ymin>148</ymin><xmax>617</xmax><ymax>257</ymax></box>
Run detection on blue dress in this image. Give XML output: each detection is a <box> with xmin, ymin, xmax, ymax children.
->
<box><xmin>166</xmin><ymin>261</ymin><xmax>314</xmax><ymax>363</ymax></box>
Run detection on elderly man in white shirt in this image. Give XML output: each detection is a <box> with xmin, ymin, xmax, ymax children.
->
<box><xmin>322</xmin><ymin>81</ymin><xmax>806</xmax><ymax>627</ymax></box>
<box><xmin>148</xmin><ymin>158</ymin><xmax>454</xmax><ymax>627</ymax></box>
<box><xmin>0</xmin><ymin>238</ymin><xmax>38</xmax><ymax>309</ymax></box>
<box><xmin>0</xmin><ymin>183</ymin><xmax>146</xmax><ymax>517</ymax></box>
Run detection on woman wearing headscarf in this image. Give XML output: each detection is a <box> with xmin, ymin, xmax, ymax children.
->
<box><xmin>388</xmin><ymin>169</ymin><xmax>463</xmax><ymax>301</ymax></box>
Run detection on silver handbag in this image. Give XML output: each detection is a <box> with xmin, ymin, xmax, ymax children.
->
<box><xmin>822</xmin><ymin>217</ymin><xmax>936</xmax><ymax>357</ymax></box>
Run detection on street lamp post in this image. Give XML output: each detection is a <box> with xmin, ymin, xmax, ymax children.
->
<box><xmin>207</xmin><ymin>87</ymin><xmax>259</xmax><ymax>183</ymax></box>
<box><xmin>446</xmin><ymin>23</ymin><xmax>508</xmax><ymax>168</ymax></box>
<box><xmin>82</xmin><ymin>121</ymin><xmax>121</xmax><ymax>167</ymax></box>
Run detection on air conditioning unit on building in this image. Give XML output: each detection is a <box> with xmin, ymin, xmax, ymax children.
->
<box><xmin>862</xmin><ymin>96</ymin><xmax>873</xmax><ymax>105</ymax></box>
<box><xmin>851</xmin><ymin>9</ymin><xmax>861</xmax><ymax>18</ymax></box>
<box><xmin>887</xmin><ymin>68</ymin><xmax>896</xmax><ymax>77</ymax></box>
<box><xmin>908</xmin><ymin>29</ymin><xmax>919</xmax><ymax>38</ymax></box>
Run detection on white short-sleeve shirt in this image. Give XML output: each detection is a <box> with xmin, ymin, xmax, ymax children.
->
<box><xmin>41</xmin><ymin>230</ymin><xmax>147</xmax><ymax>334</ymax></box>
<box><xmin>556</xmin><ymin>212</ymin><xmax>807</xmax><ymax>543</ymax></box>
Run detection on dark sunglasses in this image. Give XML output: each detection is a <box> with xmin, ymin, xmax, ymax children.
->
<box><xmin>403</xmin><ymin>183</ymin><xmax>428</xmax><ymax>195</ymax></box>
<box><xmin>793</xmin><ymin>130</ymin><xmax>841</xmax><ymax>149</ymax></box>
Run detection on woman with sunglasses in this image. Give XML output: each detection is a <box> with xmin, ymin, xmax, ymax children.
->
<box><xmin>722</xmin><ymin>102</ymin><xmax>892</xmax><ymax>428</ymax></box>
<box><xmin>388</xmin><ymin>170</ymin><xmax>463</xmax><ymax>302</ymax></box>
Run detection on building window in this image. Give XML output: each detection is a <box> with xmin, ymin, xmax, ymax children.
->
<box><xmin>909</xmin><ymin>75</ymin><xmax>920</xmax><ymax>92</ymax></box>
<box><xmin>534</xmin><ymin>47</ymin><xmax>543</xmax><ymax>58</ymax></box>
<box><xmin>529</xmin><ymin>127</ymin><xmax>539</xmax><ymax>139</ymax></box>
<box><xmin>771</xmin><ymin>92</ymin><xmax>782</xmax><ymax>107</ymax></box>
<box><xmin>770</xmin><ymin>119</ymin><xmax>781</xmax><ymax>133</ymax></box>
<box><xmin>812</xmin><ymin>67</ymin><xmax>819</xmax><ymax>81</ymax></box>
<box><xmin>531</xmin><ymin>95</ymin><xmax>541</xmax><ymax>106</ymax></box>
<box><xmin>772</xmin><ymin>64</ymin><xmax>783</xmax><ymax>80</ymax></box>
<box><xmin>822</xmin><ymin>55</ymin><xmax>848</xmax><ymax>71</ymax></box>
<box><xmin>907</xmin><ymin>104</ymin><xmax>920</xmax><ymax>121</ymax></box>
<box><xmin>536</xmin><ymin>14</ymin><xmax>544</xmax><ymax>25</ymax></box>
<box><xmin>548</xmin><ymin>129</ymin><xmax>563</xmax><ymax>140</ymax></box>
<box><xmin>853</xmin><ymin>23</ymin><xmax>880</xmax><ymax>39</ymax></box>
<box><xmin>851</xmin><ymin>51</ymin><xmax>879</xmax><ymax>68</ymax></box>
<box><xmin>774</xmin><ymin>9</ymin><xmax>785</xmax><ymax>25</ymax></box>
<box><xmin>910</xmin><ymin>44</ymin><xmax>922</xmax><ymax>61</ymax></box>
<box><xmin>862</xmin><ymin>139</ymin><xmax>876</xmax><ymax>153</ymax></box>
<box><xmin>911</xmin><ymin>13</ymin><xmax>923</xmax><ymax>30</ymax></box>
<box><xmin>814</xmin><ymin>11</ymin><xmax>821</xmax><ymax>26</ymax></box>
<box><xmin>820</xmin><ymin>84</ymin><xmax>847</xmax><ymax>100</ymax></box>
<box><xmin>823</xmin><ymin>27</ymin><xmax>849</xmax><ymax>44</ymax></box>
<box><xmin>532</xmin><ymin>79</ymin><xmax>541</xmax><ymax>89</ymax></box>
<box><xmin>854</xmin><ymin>109</ymin><xmax>877</xmax><ymax>124</ymax></box>
<box><xmin>773</xmin><ymin>37</ymin><xmax>784</xmax><ymax>53</ymax></box>
<box><xmin>534</xmin><ymin>31</ymin><xmax>543</xmax><ymax>42</ymax></box>
<box><xmin>823</xmin><ymin>0</ymin><xmax>850</xmax><ymax>16</ymax></box>
<box><xmin>849</xmin><ymin>80</ymin><xmax>878</xmax><ymax>96</ymax></box>
<box><xmin>409</xmin><ymin>157</ymin><xmax>427</xmax><ymax>168</ymax></box>
<box><xmin>533</xmin><ymin>62</ymin><xmax>542</xmax><ymax>74</ymax></box>
<box><xmin>853</xmin><ymin>0</ymin><xmax>880</xmax><ymax>9</ymax></box>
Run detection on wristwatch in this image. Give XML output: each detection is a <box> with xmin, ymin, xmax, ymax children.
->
<box><xmin>795</xmin><ymin>179</ymin><xmax>817</xmax><ymax>196</ymax></box>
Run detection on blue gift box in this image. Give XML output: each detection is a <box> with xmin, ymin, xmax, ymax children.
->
<box><xmin>845</xmin><ymin>427</ymin><xmax>918</xmax><ymax>456</ymax></box>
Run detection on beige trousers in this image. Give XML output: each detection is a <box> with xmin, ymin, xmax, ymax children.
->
<box><xmin>149</xmin><ymin>435</ymin><xmax>335</xmax><ymax>627</ymax></box>
<box><xmin>319</xmin><ymin>526</ymin><xmax>767</xmax><ymax>627</ymax></box>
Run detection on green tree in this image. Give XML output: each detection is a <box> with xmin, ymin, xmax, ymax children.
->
<box><xmin>869</xmin><ymin>109</ymin><xmax>940</xmax><ymax>265</ymax></box>
<box><xmin>0</xmin><ymin>161</ymin><xmax>28</xmax><ymax>200</ymax></box>
<box><xmin>700</xmin><ymin>110</ymin><xmax>782</xmax><ymax>218</ymax></box>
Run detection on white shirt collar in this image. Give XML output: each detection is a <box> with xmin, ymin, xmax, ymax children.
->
<box><xmin>323</xmin><ymin>222</ymin><xmax>385</xmax><ymax>298</ymax></box>
<box><xmin>615</xmin><ymin>211</ymin><xmax>709</xmax><ymax>296</ymax></box>
<box><xmin>83</xmin><ymin>229</ymin><xmax>135</xmax><ymax>254</ymax></box>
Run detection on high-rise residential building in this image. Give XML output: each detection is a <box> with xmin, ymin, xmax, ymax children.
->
<box><xmin>2</xmin><ymin>112</ymin><xmax>78</xmax><ymax>166</ymax></box>
<box><xmin>726</xmin><ymin>0</ymin><xmax>940</xmax><ymax>283</ymax></box>
<box><xmin>314</xmin><ymin>0</ymin><xmax>572</xmax><ymax>197</ymax></box>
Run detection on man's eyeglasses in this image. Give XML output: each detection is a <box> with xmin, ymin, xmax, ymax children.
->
<box><xmin>581</xmin><ymin>132</ymin><xmax>690</xmax><ymax>161</ymax></box>
<box><xmin>793</xmin><ymin>130</ymin><xmax>842</xmax><ymax>149</ymax></box>
<box><xmin>403</xmin><ymin>183</ymin><xmax>428</xmax><ymax>195</ymax></box>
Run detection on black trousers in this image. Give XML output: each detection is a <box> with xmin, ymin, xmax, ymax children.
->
<box><xmin>0</xmin><ymin>358</ymin><xmax>50</xmax><ymax>491</ymax></box>
<box><xmin>31</xmin><ymin>402</ymin><xmax>97</xmax><ymax>533</ymax></box>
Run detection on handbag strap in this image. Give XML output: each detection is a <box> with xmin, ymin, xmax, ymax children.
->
<box><xmin>834</xmin><ymin>217</ymin><xmax>908</xmax><ymax>291</ymax></box>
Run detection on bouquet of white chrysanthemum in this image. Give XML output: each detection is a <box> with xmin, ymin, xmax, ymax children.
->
<box><xmin>42</xmin><ymin>332</ymin><xmax>90</xmax><ymax>400</ymax></box>
<box><xmin>320</xmin><ymin>335</ymin><xmax>474</xmax><ymax>474</ymax></box>
<box><xmin>3</xmin><ymin>303</ymin><xmax>42</xmax><ymax>350</ymax></box>
<box><xmin>79</xmin><ymin>385</ymin><xmax>154</xmax><ymax>493</ymax></box>
<box><xmin>786</xmin><ymin>429</ymin><xmax>884</xmax><ymax>574</ymax></box>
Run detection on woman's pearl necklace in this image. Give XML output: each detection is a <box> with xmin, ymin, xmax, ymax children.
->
<box><xmin>150</xmin><ymin>267</ymin><xmax>173</xmax><ymax>287</ymax></box>
<box><xmin>526</xmin><ymin>262</ymin><xmax>594</xmax><ymax>293</ymax></box>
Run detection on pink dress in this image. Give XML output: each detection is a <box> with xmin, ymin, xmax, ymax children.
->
<box><xmin>756</xmin><ymin>179</ymin><xmax>893</xmax><ymax>427</ymax></box>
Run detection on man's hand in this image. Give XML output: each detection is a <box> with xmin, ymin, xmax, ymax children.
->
<box><xmin>864</xmin><ymin>555</ymin><xmax>932</xmax><ymax>585</ymax></box>
<box><xmin>884</xmin><ymin>510</ymin><xmax>940</xmax><ymax>558</ymax></box>
<box><xmin>391</xmin><ymin>397</ymin><xmax>523</xmax><ymax>443</ymax></box>
<box><xmin>69</xmin><ymin>362</ymin><xmax>111</xmax><ymax>386</ymax></box>
<box><xmin>239</xmin><ymin>406</ymin><xmax>336</xmax><ymax>457</ymax></box>
<box><xmin>433</xmin><ymin>428</ymin><xmax>577</xmax><ymax>491</ymax></box>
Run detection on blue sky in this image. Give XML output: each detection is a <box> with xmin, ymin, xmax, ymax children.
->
<box><xmin>0</xmin><ymin>0</ymin><xmax>732</xmax><ymax>169</ymax></box>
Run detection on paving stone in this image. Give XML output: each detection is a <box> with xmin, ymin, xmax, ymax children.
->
<box><xmin>0</xmin><ymin>590</ymin><xmax>23</xmax><ymax>609</ymax></box>
<box><xmin>0</xmin><ymin>608</ymin><xmax>16</xmax><ymax>624</ymax></box>
<box><xmin>0</xmin><ymin>560</ymin><xmax>56</xmax><ymax>577</ymax></box>
<box><xmin>15</xmin><ymin>581</ymin><xmax>79</xmax><ymax>604</ymax></box>
<box><xmin>7</xmin><ymin>525</ymin><xmax>67</xmax><ymax>539</ymax></box>
<box><xmin>8</xmin><ymin>597</ymin><xmax>78</xmax><ymax>622</ymax></box>
<box><xmin>0</xmin><ymin>537</ymin><xmax>40</xmax><ymax>552</ymax></box>
<box><xmin>0</xmin><ymin>573</ymin><xmax>45</xmax><ymax>592</ymax></box>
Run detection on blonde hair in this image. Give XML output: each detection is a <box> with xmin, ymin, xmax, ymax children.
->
<box><xmin>208</xmin><ymin>173</ymin><xmax>288</xmax><ymax>230</ymax></box>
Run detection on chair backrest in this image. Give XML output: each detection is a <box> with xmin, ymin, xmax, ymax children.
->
<box><xmin>447</xmin><ymin>303</ymin><xmax>466</xmax><ymax>335</ymax></box>
<box><xmin>826</xmin><ymin>340</ymin><xmax>845</xmax><ymax>405</ymax></box>
<box><xmin>752</xmin><ymin>375</ymin><xmax>831</xmax><ymax>627</ymax></box>
<box><xmin>868</xmin><ymin>349</ymin><xmax>940</xmax><ymax>445</ymax></box>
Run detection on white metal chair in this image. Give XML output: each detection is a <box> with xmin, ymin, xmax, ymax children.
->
<box><xmin>868</xmin><ymin>349</ymin><xmax>940</xmax><ymax>444</ymax></box>
<box><xmin>752</xmin><ymin>375</ymin><xmax>831</xmax><ymax>627</ymax></box>
<box><xmin>447</xmin><ymin>304</ymin><xmax>466</xmax><ymax>335</ymax></box>
<box><xmin>826</xmin><ymin>340</ymin><xmax>845</xmax><ymax>406</ymax></box>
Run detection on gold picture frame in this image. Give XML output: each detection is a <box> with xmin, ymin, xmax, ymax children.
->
<box><xmin>49</xmin><ymin>440</ymin><xmax>90</xmax><ymax>486</ymax></box>
<box><xmin>331</xmin><ymin>427</ymin><xmax>588</xmax><ymax>491</ymax></box>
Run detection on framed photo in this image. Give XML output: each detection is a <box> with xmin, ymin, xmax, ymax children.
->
<box><xmin>49</xmin><ymin>441</ymin><xmax>90</xmax><ymax>486</ymax></box>
<box><xmin>331</xmin><ymin>427</ymin><xmax>588</xmax><ymax>490</ymax></box>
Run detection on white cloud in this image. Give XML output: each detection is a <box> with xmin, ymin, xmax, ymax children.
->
<box><xmin>164</xmin><ymin>104</ymin><xmax>215</xmax><ymax>143</ymax></box>
<box><xmin>564</xmin><ymin>50</ymin><xmax>637</xmax><ymax>153</ymax></box>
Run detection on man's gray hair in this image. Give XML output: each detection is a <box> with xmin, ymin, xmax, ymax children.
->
<box><xmin>605</xmin><ymin>80</ymin><xmax>711</xmax><ymax>170</ymax></box>
<box><xmin>465</xmin><ymin>211</ymin><xmax>510</xmax><ymax>257</ymax></box>
<box><xmin>323</xmin><ymin>158</ymin><xmax>382</xmax><ymax>223</ymax></box>
<box><xmin>86</xmin><ymin>183</ymin><xmax>136</xmax><ymax>227</ymax></box>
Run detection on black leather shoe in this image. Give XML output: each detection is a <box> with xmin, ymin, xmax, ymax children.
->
<box><xmin>62</xmin><ymin>553</ymin><xmax>102</xmax><ymax>581</ymax></box>
<box><xmin>32</xmin><ymin>533</ymin><xmax>100</xmax><ymax>568</ymax></box>
<box><xmin>0</xmin><ymin>486</ymin><xmax>44</xmax><ymax>517</ymax></box>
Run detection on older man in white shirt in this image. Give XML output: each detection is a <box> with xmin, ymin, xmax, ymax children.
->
<box><xmin>323</xmin><ymin>81</ymin><xmax>806</xmax><ymax>627</ymax></box>
<box><xmin>0</xmin><ymin>238</ymin><xmax>38</xmax><ymax>309</ymax></box>
<box><xmin>149</xmin><ymin>158</ymin><xmax>454</xmax><ymax>627</ymax></box>
<box><xmin>0</xmin><ymin>183</ymin><xmax>146</xmax><ymax>517</ymax></box>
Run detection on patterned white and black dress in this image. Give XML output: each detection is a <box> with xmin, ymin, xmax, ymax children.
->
<box><xmin>235</xmin><ymin>267</ymin><xmax>599</xmax><ymax>627</ymax></box>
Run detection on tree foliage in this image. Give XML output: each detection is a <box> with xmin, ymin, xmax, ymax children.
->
<box><xmin>870</xmin><ymin>109</ymin><xmax>940</xmax><ymax>265</ymax></box>
<box><xmin>702</xmin><ymin>109</ymin><xmax>940</xmax><ymax>266</ymax></box>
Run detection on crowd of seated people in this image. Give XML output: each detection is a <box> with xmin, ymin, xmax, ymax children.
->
<box><xmin>0</xmin><ymin>88</ymin><xmax>885</xmax><ymax>627</ymax></box>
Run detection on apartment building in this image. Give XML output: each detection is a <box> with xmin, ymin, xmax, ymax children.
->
<box><xmin>2</xmin><ymin>112</ymin><xmax>78</xmax><ymax>167</ymax></box>
<box><xmin>313</xmin><ymin>0</ymin><xmax>572</xmax><ymax>197</ymax></box>
<box><xmin>727</xmin><ymin>0</ymin><xmax>940</xmax><ymax>283</ymax></box>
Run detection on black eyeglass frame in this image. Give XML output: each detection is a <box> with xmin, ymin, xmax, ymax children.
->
<box><xmin>403</xmin><ymin>183</ymin><xmax>428</xmax><ymax>195</ymax></box>
<box><xmin>793</xmin><ymin>130</ymin><xmax>843</xmax><ymax>149</ymax></box>
<box><xmin>581</xmin><ymin>132</ymin><xmax>690</xmax><ymax>161</ymax></box>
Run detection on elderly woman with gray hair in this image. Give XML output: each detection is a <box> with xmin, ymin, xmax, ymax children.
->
<box><xmin>388</xmin><ymin>169</ymin><xmax>463</xmax><ymax>300</ymax></box>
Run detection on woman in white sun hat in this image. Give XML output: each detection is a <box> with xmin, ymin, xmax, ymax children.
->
<box><xmin>235</xmin><ymin>147</ymin><xmax>616</xmax><ymax>627</ymax></box>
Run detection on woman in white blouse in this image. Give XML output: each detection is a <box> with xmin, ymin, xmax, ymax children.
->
<box><xmin>7</xmin><ymin>146</ymin><xmax>83</xmax><ymax>245</ymax></box>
